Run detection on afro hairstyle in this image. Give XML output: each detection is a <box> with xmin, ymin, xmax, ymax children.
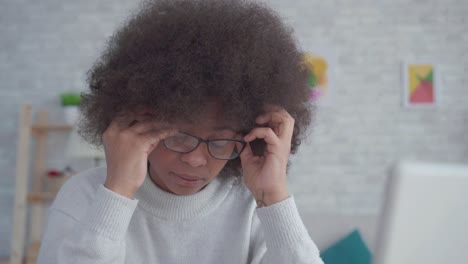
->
<box><xmin>79</xmin><ymin>0</ymin><xmax>314</xmax><ymax>176</ymax></box>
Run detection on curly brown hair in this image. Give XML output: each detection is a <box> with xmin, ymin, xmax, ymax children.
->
<box><xmin>79</xmin><ymin>0</ymin><xmax>313</xmax><ymax>176</ymax></box>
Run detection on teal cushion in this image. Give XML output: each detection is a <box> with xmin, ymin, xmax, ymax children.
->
<box><xmin>320</xmin><ymin>229</ymin><xmax>371</xmax><ymax>264</ymax></box>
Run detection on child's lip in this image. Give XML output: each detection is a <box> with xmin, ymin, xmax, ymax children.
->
<box><xmin>173</xmin><ymin>172</ymin><xmax>203</xmax><ymax>181</ymax></box>
<box><xmin>171</xmin><ymin>172</ymin><xmax>204</xmax><ymax>187</ymax></box>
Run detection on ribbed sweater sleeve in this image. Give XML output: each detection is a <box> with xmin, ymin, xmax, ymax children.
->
<box><xmin>253</xmin><ymin>197</ymin><xmax>324</xmax><ymax>264</ymax></box>
<box><xmin>37</xmin><ymin>184</ymin><xmax>138</xmax><ymax>264</ymax></box>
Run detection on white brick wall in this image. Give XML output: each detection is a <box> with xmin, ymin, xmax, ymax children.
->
<box><xmin>1</xmin><ymin>0</ymin><xmax>467</xmax><ymax>257</ymax></box>
<box><xmin>266</xmin><ymin>0</ymin><xmax>468</xmax><ymax>216</ymax></box>
<box><xmin>0</xmin><ymin>0</ymin><xmax>141</xmax><ymax>257</ymax></box>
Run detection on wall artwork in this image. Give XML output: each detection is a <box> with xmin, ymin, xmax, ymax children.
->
<box><xmin>402</xmin><ymin>62</ymin><xmax>439</xmax><ymax>108</ymax></box>
<box><xmin>303</xmin><ymin>48</ymin><xmax>335</xmax><ymax>105</ymax></box>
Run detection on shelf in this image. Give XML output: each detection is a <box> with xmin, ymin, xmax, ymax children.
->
<box><xmin>11</xmin><ymin>106</ymin><xmax>75</xmax><ymax>264</ymax></box>
<box><xmin>32</xmin><ymin>124</ymin><xmax>73</xmax><ymax>133</ymax></box>
<box><xmin>27</xmin><ymin>192</ymin><xmax>57</xmax><ymax>203</ymax></box>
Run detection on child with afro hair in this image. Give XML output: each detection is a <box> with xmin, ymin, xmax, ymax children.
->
<box><xmin>38</xmin><ymin>0</ymin><xmax>323</xmax><ymax>263</ymax></box>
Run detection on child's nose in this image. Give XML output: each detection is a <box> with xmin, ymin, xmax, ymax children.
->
<box><xmin>180</xmin><ymin>143</ymin><xmax>209</xmax><ymax>167</ymax></box>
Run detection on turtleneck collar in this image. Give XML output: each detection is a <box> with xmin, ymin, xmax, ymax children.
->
<box><xmin>135</xmin><ymin>172</ymin><xmax>240</xmax><ymax>221</ymax></box>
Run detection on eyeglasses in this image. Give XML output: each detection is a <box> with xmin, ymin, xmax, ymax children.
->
<box><xmin>163</xmin><ymin>131</ymin><xmax>247</xmax><ymax>160</ymax></box>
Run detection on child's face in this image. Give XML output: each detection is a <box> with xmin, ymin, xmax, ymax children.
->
<box><xmin>147</xmin><ymin>102</ymin><xmax>240</xmax><ymax>195</ymax></box>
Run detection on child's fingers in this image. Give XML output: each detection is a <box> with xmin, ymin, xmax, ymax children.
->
<box><xmin>128</xmin><ymin>119</ymin><xmax>174</xmax><ymax>134</ymax></box>
<box><xmin>255</xmin><ymin>109</ymin><xmax>294</xmax><ymax>140</ymax></box>
<box><xmin>244</xmin><ymin>127</ymin><xmax>280</xmax><ymax>146</ymax></box>
<box><xmin>140</xmin><ymin>128</ymin><xmax>179</xmax><ymax>152</ymax></box>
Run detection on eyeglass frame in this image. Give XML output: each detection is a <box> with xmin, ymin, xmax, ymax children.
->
<box><xmin>162</xmin><ymin>131</ymin><xmax>247</xmax><ymax>160</ymax></box>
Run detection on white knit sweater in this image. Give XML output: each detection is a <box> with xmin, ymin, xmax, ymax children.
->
<box><xmin>37</xmin><ymin>166</ymin><xmax>323</xmax><ymax>264</ymax></box>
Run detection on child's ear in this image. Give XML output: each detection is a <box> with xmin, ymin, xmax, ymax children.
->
<box><xmin>249</xmin><ymin>138</ymin><xmax>266</xmax><ymax>156</ymax></box>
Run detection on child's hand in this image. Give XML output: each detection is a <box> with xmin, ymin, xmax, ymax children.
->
<box><xmin>240</xmin><ymin>105</ymin><xmax>293</xmax><ymax>207</ymax></box>
<box><xmin>102</xmin><ymin>114</ymin><xmax>177</xmax><ymax>199</ymax></box>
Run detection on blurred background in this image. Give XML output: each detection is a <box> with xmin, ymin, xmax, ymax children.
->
<box><xmin>1</xmin><ymin>0</ymin><xmax>467</xmax><ymax>262</ymax></box>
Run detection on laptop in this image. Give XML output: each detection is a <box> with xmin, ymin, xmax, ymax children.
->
<box><xmin>373</xmin><ymin>161</ymin><xmax>468</xmax><ymax>264</ymax></box>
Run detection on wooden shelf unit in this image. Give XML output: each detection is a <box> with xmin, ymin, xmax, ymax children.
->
<box><xmin>32</xmin><ymin>124</ymin><xmax>73</xmax><ymax>133</ymax></box>
<box><xmin>10</xmin><ymin>105</ymin><xmax>73</xmax><ymax>264</ymax></box>
<box><xmin>26</xmin><ymin>192</ymin><xmax>58</xmax><ymax>204</ymax></box>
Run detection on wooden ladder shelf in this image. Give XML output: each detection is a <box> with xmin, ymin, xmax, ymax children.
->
<box><xmin>10</xmin><ymin>105</ymin><xmax>72</xmax><ymax>264</ymax></box>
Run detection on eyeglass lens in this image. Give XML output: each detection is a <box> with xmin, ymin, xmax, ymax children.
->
<box><xmin>164</xmin><ymin>132</ymin><xmax>244</xmax><ymax>159</ymax></box>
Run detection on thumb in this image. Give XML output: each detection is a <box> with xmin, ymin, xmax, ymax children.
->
<box><xmin>240</xmin><ymin>142</ymin><xmax>254</xmax><ymax>165</ymax></box>
<box><xmin>142</xmin><ymin>129</ymin><xmax>178</xmax><ymax>153</ymax></box>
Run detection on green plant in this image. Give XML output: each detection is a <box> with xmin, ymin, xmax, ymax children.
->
<box><xmin>60</xmin><ymin>93</ymin><xmax>81</xmax><ymax>106</ymax></box>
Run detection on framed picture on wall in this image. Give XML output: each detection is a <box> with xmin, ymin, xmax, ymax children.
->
<box><xmin>302</xmin><ymin>47</ymin><xmax>336</xmax><ymax>106</ymax></box>
<box><xmin>402</xmin><ymin>62</ymin><xmax>440</xmax><ymax>108</ymax></box>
